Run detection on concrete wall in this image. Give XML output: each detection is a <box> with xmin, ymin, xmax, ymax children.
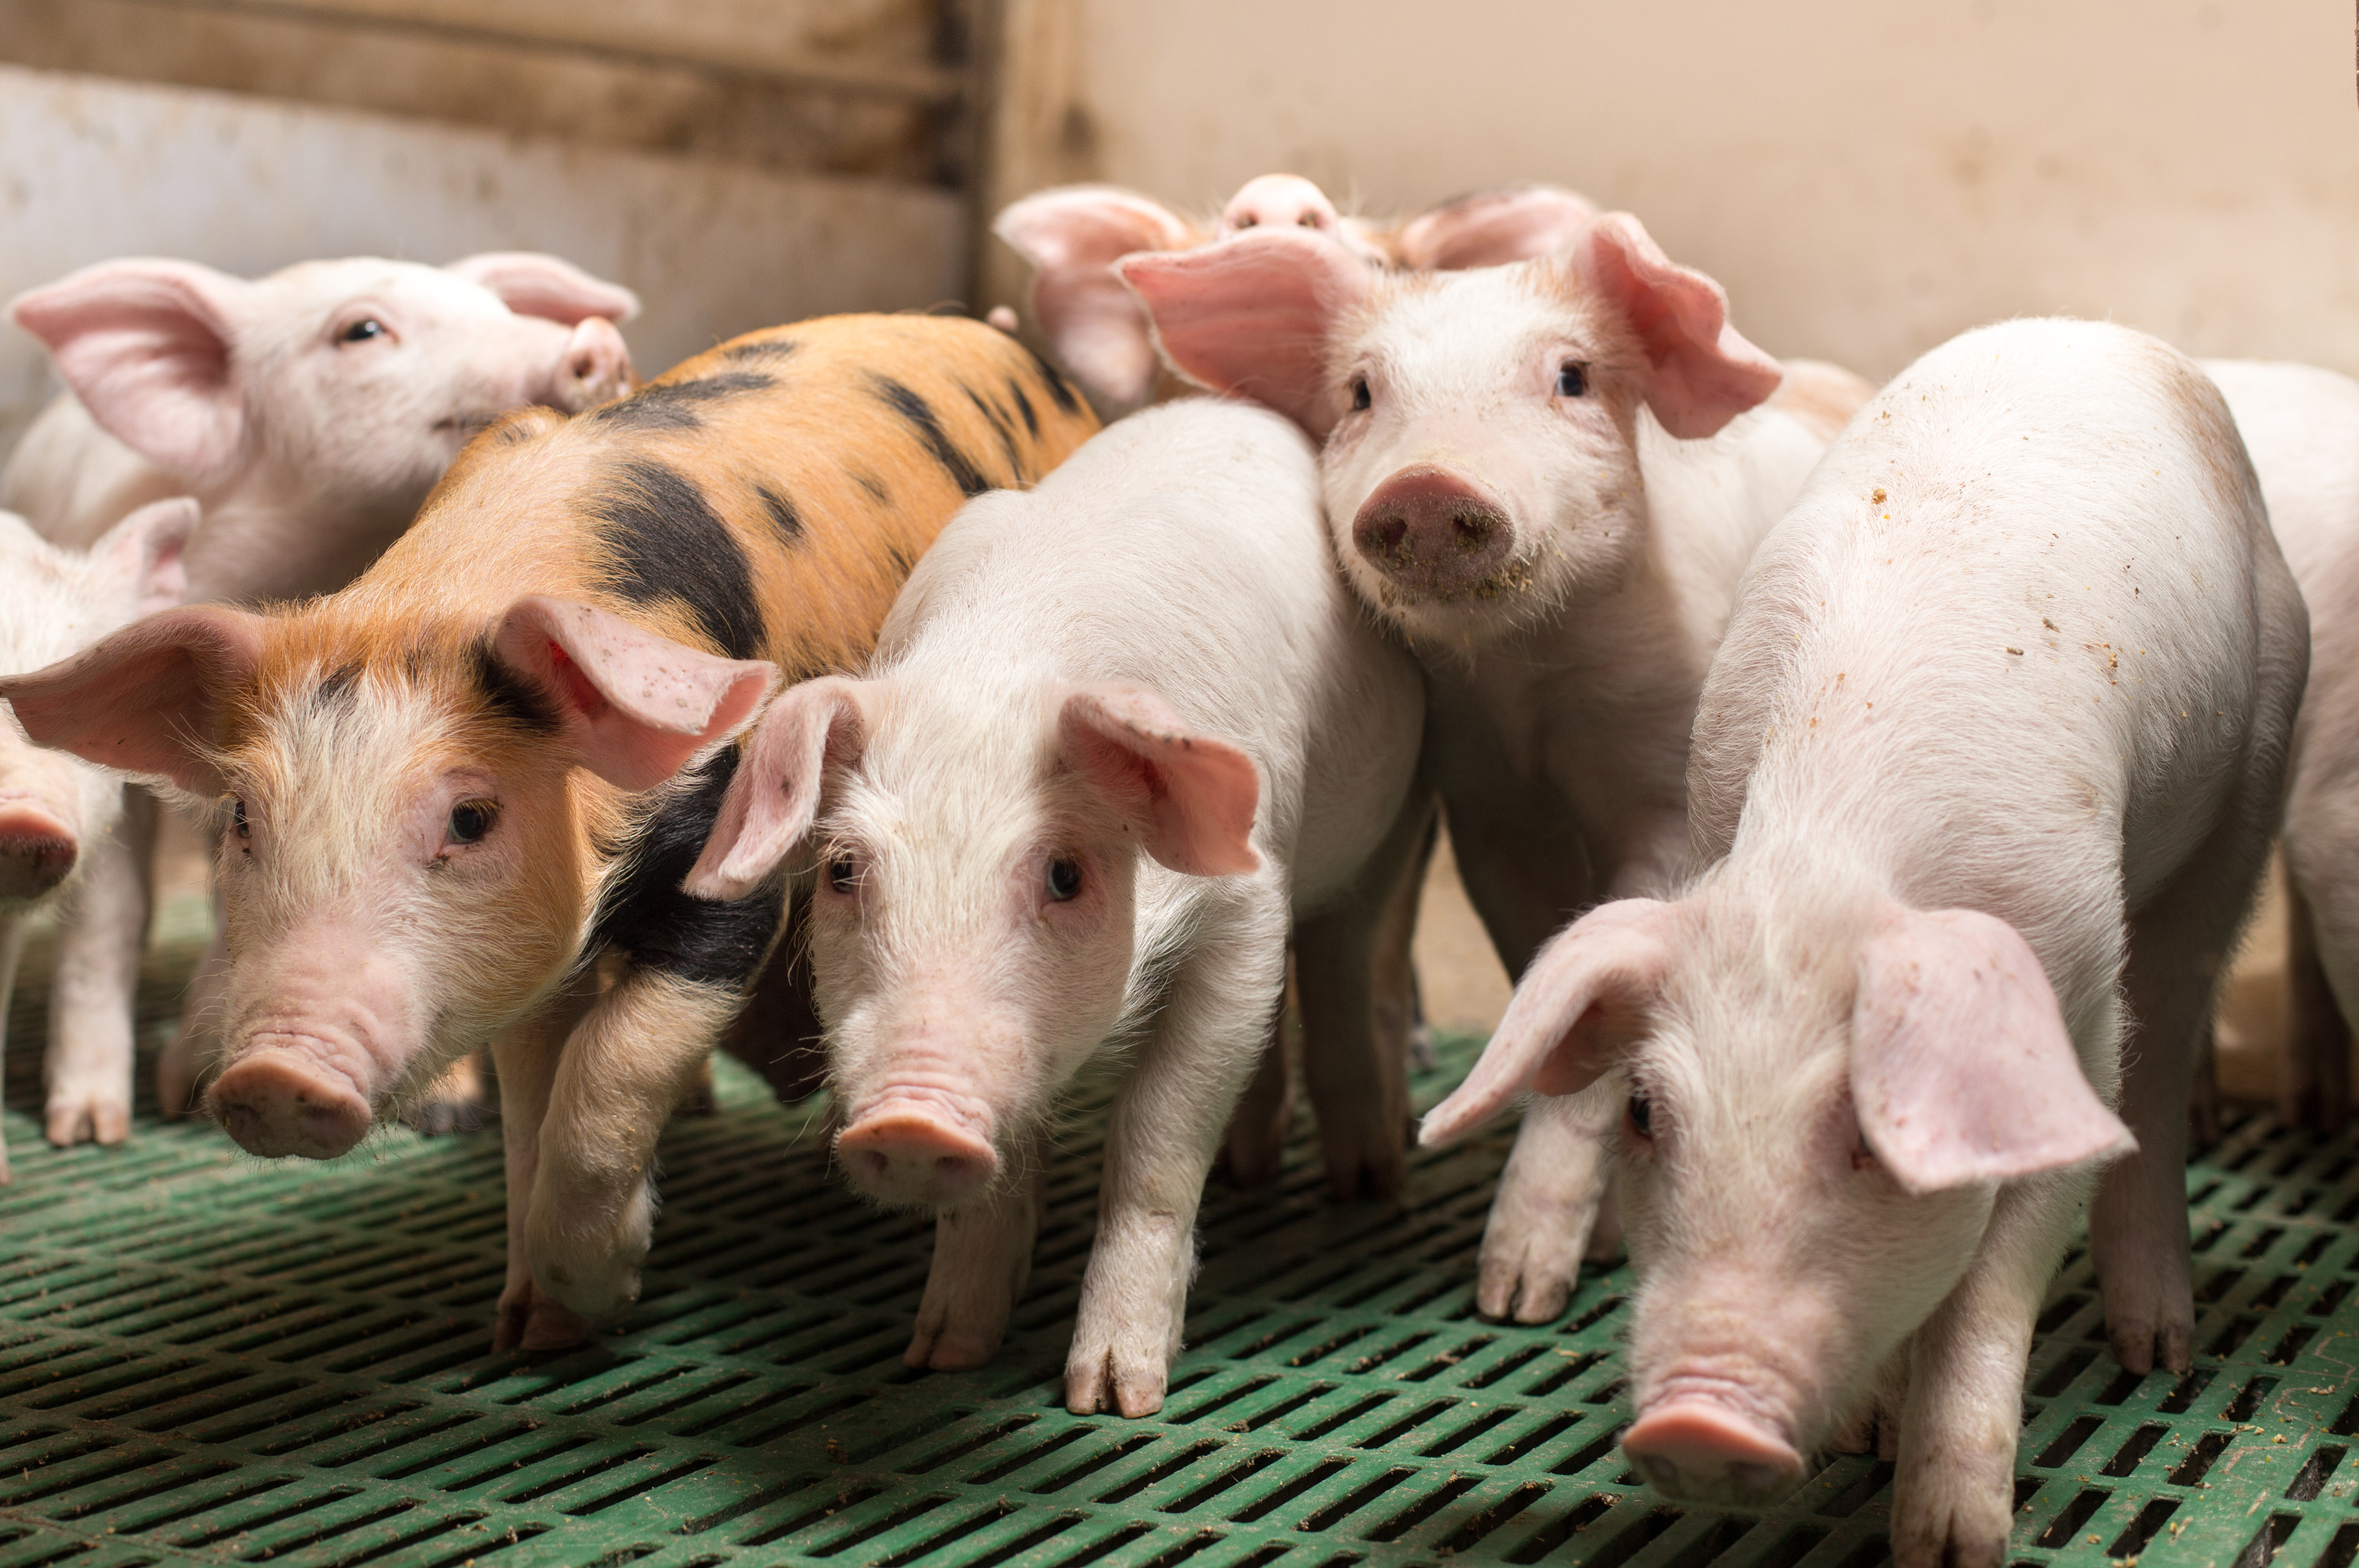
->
<box><xmin>1062</xmin><ymin>0</ymin><xmax>2359</xmax><ymax>382</ymax></box>
<box><xmin>0</xmin><ymin>64</ymin><xmax>966</xmax><ymax>454</ymax></box>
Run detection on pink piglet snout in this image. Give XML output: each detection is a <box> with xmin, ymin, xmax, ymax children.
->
<box><xmin>0</xmin><ymin>803</ymin><xmax>77</xmax><ymax>904</ymax></box>
<box><xmin>551</xmin><ymin>316</ymin><xmax>635</xmax><ymax>412</ymax></box>
<box><xmin>1350</xmin><ymin>466</ymin><xmax>1518</xmax><ymax>601</ymax></box>
<box><xmin>836</xmin><ymin>1092</ymin><xmax>1000</xmax><ymax>1207</ymax></box>
<box><xmin>208</xmin><ymin>1044</ymin><xmax>374</xmax><ymax>1159</ymax></box>
<box><xmin>1621</xmin><ymin>1399</ymin><xmax>1806</xmax><ymax>1506</ymax></box>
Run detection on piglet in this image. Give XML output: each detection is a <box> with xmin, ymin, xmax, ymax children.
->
<box><xmin>1422</xmin><ymin>319</ymin><xmax>2305</xmax><ymax>1567</ymax></box>
<box><xmin>996</xmin><ymin>178</ymin><xmax>1595</xmax><ymax>409</ymax></box>
<box><xmin>0</xmin><ymin>498</ymin><xmax>196</xmax><ymax>1161</ymax></box>
<box><xmin>1121</xmin><ymin>216</ymin><xmax>1870</xmax><ymax>1324</ymax></box>
<box><xmin>688</xmin><ymin>398</ymin><xmax>1426</xmax><ymax>1414</ymax></box>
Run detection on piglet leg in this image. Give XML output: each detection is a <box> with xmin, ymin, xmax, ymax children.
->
<box><xmin>491</xmin><ymin>974</ymin><xmax>599</xmax><ymax>1352</ymax></box>
<box><xmin>0</xmin><ymin>915</ymin><xmax>27</xmax><ymax>1181</ymax></box>
<box><xmin>526</xmin><ymin>965</ymin><xmax>741</xmax><ymax>1326</ymax></box>
<box><xmin>908</xmin><ymin>1130</ymin><xmax>1047</xmax><ymax>1370</ymax></box>
<box><xmin>2093</xmin><ymin>795</ymin><xmax>2280</xmax><ymax>1376</ymax></box>
<box><xmin>1297</xmin><ymin>784</ymin><xmax>1434</xmax><ymax>1202</ymax></box>
<box><xmin>1892</xmin><ymin>1174</ymin><xmax>2090</xmax><ymax>1568</ymax></box>
<box><xmin>1067</xmin><ymin>902</ymin><xmax>1287</xmax><ymax>1417</ymax></box>
<box><xmin>43</xmin><ymin>788</ymin><xmax>151</xmax><ymax>1146</ymax></box>
<box><xmin>1476</xmin><ymin>1086</ymin><xmax>1619</xmax><ymax>1321</ymax></box>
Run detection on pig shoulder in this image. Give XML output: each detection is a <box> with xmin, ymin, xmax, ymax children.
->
<box><xmin>1695</xmin><ymin>320</ymin><xmax>2295</xmax><ymax>917</ymax></box>
<box><xmin>891</xmin><ymin>398</ymin><xmax>1421</xmax><ymax>893</ymax></box>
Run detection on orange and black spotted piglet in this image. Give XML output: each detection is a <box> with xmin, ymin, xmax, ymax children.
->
<box><xmin>0</xmin><ymin>313</ymin><xmax>1097</xmax><ymax>1350</ymax></box>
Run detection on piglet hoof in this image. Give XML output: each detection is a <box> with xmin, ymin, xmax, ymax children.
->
<box><xmin>1475</xmin><ymin>1235</ymin><xmax>1577</xmax><ymax>1324</ymax></box>
<box><xmin>2104</xmin><ymin>1312</ymin><xmax>2192</xmax><ymax>1379</ymax></box>
<box><xmin>44</xmin><ymin>1095</ymin><xmax>131</xmax><ymax>1148</ymax></box>
<box><xmin>1320</xmin><ymin>1132</ymin><xmax>1407</xmax><ymax>1205</ymax></box>
<box><xmin>493</xmin><ymin>1282</ymin><xmax>595</xmax><ymax>1353</ymax></box>
<box><xmin>1063</xmin><ymin>1344</ymin><xmax>1168</xmax><ymax>1419</ymax></box>
<box><xmin>904</xmin><ymin>1321</ymin><xmax>1000</xmax><ymax>1373</ymax></box>
<box><xmin>1888</xmin><ymin>1457</ymin><xmax>2013</xmax><ymax>1568</ymax></box>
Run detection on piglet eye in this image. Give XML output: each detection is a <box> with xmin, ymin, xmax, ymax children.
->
<box><xmin>827</xmin><ymin>857</ymin><xmax>858</xmax><ymax>894</ymax></box>
<box><xmin>1045</xmin><ymin>858</ymin><xmax>1083</xmax><ymax>902</ymax></box>
<box><xmin>1627</xmin><ymin>1093</ymin><xmax>1653</xmax><ymax>1139</ymax></box>
<box><xmin>445</xmin><ymin>801</ymin><xmax>496</xmax><ymax>845</ymax></box>
<box><xmin>1556</xmin><ymin>362</ymin><xmax>1588</xmax><ymax>398</ymax></box>
<box><xmin>339</xmin><ymin>317</ymin><xmax>386</xmax><ymax>344</ymax></box>
<box><xmin>231</xmin><ymin>799</ymin><xmax>250</xmax><ymax>839</ymax></box>
<box><xmin>1350</xmin><ymin>376</ymin><xmax>1371</xmax><ymax>412</ymax></box>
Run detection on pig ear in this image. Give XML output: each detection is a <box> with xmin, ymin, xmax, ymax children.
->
<box><xmin>1118</xmin><ymin>227</ymin><xmax>1371</xmax><ymax>439</ymax></box>
<box><xmin>1058</xmin><ymin>685</ymin><xmax>1260</xmax><ymax>877</ymax></box>
<box><xmin>1574</xmin><ymin>213</ymin><xmax>1784</xmax><ymax>440</ymax></box>
<box><xmin>491</xmin><ymin>596</ymin><xmax>774</xmax><ymax>793</ymax></box>
<box><xmin>444</xmin><ymin>252</ymin><xmax>641</xmax><ymax>325</ymax></box>
<box><xmin>994</xmin><ymin>186</ymin><xmax>1201</xmax><ymax>407</ymax></box>
<box><xmin>9</xmin><ymin>259</ymin><xmax>253</xmax><ymax>485</ymax></box>
<box><xmin>86</xmin><ymin>496</ymin><xmax>200</xmax><ymax>618</ymax></box>
<box><xmin>1420</xmin><ymin>898</ymin><xmax>1677</xmax><ymax>1147</ymax></box>
<box><xmin>685</xmin><ymin>676</ymin><xmax>871</xmax><ymax>902</ymax></box>
<box><xmin>1852</xmin><ymin>907</ymin><xmax>2135</xmax><ymax>1195</ymax></box>
<box><xmin>1393</xmin><ymin>185</ymin><xmax>1598</xmax><ymax>271</ymax></box>
<box><xmin>0</xmin><ymin>604</ymin><xmax>265</xmax><ymax>795</ymax></box>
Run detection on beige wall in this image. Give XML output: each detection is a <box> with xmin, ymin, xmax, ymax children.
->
<box><xmin>1063</xmin><ymin>0</ymin><xmax>2359</xmax><ymax>382</ymax></box>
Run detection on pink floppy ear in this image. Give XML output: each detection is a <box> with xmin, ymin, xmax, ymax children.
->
<box><xmin>1573</xmin><ymin>213</ymin><xmax>1783</xmax><ymax>440</ymax></box>
<box><xmin>1058</xmin><ymin>685</ymin><xmax>1260</xmax><ymax>877</ymax></box>
<box><xmin>1118</xmin><ymin>227</ymin><xmax>1371</xmax><ymax>439</ymax></box>
<box><xmin>87</xmin><ymin>495</ymin><xmax>200</xmax><ymax>617</ymax></box>
<box><xmin>1393</xmin><ymin>185</ymin><xmax>1598</xmax><ymax>271</ymax></box>
<box><xmin>1420</xmin><ymin>898</ymin><xmax>1677</xmax><ymax>1147</ymax></box>
<box><xmin>685</xmin><ymin>676</ymin><xmax>871</xmax><ymax>902</ymax></box>
<box><xmin>9</xmin><ymin>259</ymin><xmax>253</xmax><ymax>484</ymax></box>
<box><xmin>994</xmin><ymin>186</ymin><xmax>1202</xmax><ymax>408</ymax></box>
<box><xmin>0</xmin><ymin>604</ymin><xmax>266</xmax><ymax>795</ymax></box>
<box><xmin>444</xmin><ymin>252</ymin><xmax>641</xmax><ymax>325</ymax></box>
<box><xmin>491</xmin><ymin>597</ymin><xmax>774</xmax><ymax>793</ymax></box>
<box><xmin>1852</xmin><ymin>907</ymin><xmax>2135</xmax><ymax>1195</ymax></box>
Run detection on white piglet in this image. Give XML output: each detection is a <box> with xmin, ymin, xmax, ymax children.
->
<box><xmin>689</xmin><ymin>399</ymin><xmax>1425</xmax><ymax>1415</ymax></box>
<box><xmin>0</xmin><ymin>498</ymin><xmax>197</xmax><ymax>1161</ymax></box>
<box><xmin>1421</xmin><ymin>320</ymin><xmax>2305</xmax><ymax>1567</ymax></box>
<box><xmin>1121</xmin><ymin>217</ymin><xmax>1869</xmax><ymax>1323</ymax></box>
<box><xmin>4</xmin><ymin>251</ymin><xmax>638</xmax><ymax>603</ymax></box>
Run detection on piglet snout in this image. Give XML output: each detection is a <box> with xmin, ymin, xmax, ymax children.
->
<box><xmin>0</xmin><ymin>804</ymin><xmax>76</xmax><ymax>903</ymax></box>
<box><xmin>1352</xmin><ymin>467</ymin><xmax>1516</xmax><ymax>600</ymax></box>
<box><xmin>551</xmin><ymin>316</ymin><xmax>636</xmax><ymax>412</ymax></box>
<box><xmin>837</xmin><ymin>1097</ymin><xmax>999</xmax><ymax>1207</ymax></box>
<box><xmin>208</xmin><ymin>1047</ymin><xmax>374</xmax><ymax>1159</ymax></box>
<box><xmin>1622</xmin><ymin>1400</ymin><xmax>1805</xmax><ymax>1505</ymax></box>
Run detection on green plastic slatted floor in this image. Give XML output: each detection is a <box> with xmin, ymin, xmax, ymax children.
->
<box><xmin>5</xmin><ymin>911</ymin><xmax>2359</xmax><ymax>1567</ymax></box>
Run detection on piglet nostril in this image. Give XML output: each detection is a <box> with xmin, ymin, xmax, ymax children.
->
<box><xmin>1451</xmin><ymin>512</ymin><xmax>1497</xmax><ymax>550</ymax></box>
<box><xmin>1350</xmin><ymin>467</ymin><xmax>1517</xmax><ymax>601</ymax></box>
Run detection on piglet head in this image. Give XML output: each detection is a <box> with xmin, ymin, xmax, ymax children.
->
<box><xmin>1423</xmin><ymin>891</ymin><xmax>2130</xmax><ymax>1506</ymax></box>
<box><xmin>1126</xmin><ymin>213</ymin><xmax>1782</xmax><ymax>646</ymax></box>
<box><xmin>695</xmin><ymin>672</ymin><xmax>1259</xmax><ymax>1213</ymax></box>
<box><xmin>10</xmin><ymin>253</ymin><xmax>638</xmax><ymax>601</ymax></box>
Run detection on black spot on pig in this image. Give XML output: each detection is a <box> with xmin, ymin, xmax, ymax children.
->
<box><xmin>310</xmin><ymin>663</ymin><xmax>363</xmax><ymax>711</ymax></box>
<box><xmin>872</xmin><ymin>376</ymin><xmax>989</xmax><ymax>499</ymax></box>
<box><xmin>467</xmin><ymin>640</ymin><xmax>560</xmax><ymax>734</ymax></box>
<box><xmin>1022</xmin><ymin>343</ymin><xmax>1084</xmax><ymax>417</ymax></box>
<box><xmin>855</xmin><ymin>471</ymin><xmax>890</xmax><ymax>506</ymax></box>
<box><xmin>596</xmin><ymin>372</ymin><xmax>777</xmax><ymax>432</ymax></box>
<box><xmin>722</xmin><ymin>336</ymin><xmax>800</xmax><ymax>364</ymax></box>
<box><xmin>757</xmin><ymin>485</ymin><xmax>804</xmax><ymax>544</ymax></box>
<box><xmin>1005</xmin><ymin>378</ymin><xmax>1041</xmax><ymax>436</ymax></box>
<box><xmin>590</xmin><ymin>459</ymin><xmax>763</xmax><ymax>661</ymax></box>
<box><xmin>591</xmin><ymin>748</ymin><xmax>783</xmax><ymax>988</ymax></box>
<box><xmin>964</xmin><ymin>386</ymin><xmax>1025</xmax><ymax>479</ymax></box>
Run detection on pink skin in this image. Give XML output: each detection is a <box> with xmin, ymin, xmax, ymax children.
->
<box><xmin>1622</xmin><ymin>1401</ymin><xmax>1806</xmax><ymax>1500</ymax></box>
<box><xmin>1349</xmin><ymin>465</ymin><xmax>1517</xmax><ymax>600</ymax></box>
